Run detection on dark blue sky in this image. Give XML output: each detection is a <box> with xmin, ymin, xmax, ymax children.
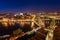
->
<box><xmin>0</xmin><ymin>0</ymin><xmax>60</xmax><ymax>13</ymax></box>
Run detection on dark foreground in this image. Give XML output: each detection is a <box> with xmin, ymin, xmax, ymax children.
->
<box><xmin>16</xmin><ymin>27</ymin><xmax>60</xmax><ymax>40</ymax></box>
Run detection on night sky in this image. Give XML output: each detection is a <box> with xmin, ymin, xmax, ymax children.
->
<box><xmin>0</xmin><ymin>0</ymin><xmax>60</xmax><ymax>13</ymax></box>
